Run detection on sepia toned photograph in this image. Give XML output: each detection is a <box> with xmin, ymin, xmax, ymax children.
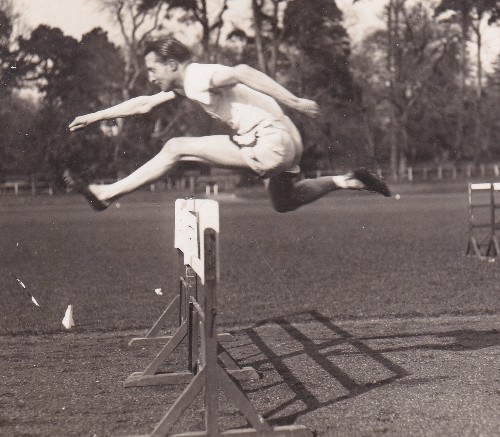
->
<box><xmin>1</xmin><ymin>0</ymin><xmax>500</xmax><ymax>436</ymax></box>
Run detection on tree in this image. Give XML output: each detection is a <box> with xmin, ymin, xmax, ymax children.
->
<box><xmin>18</xmin><ymin>26</ymin><xmax>81</xmax><ymax>106</ymax></box>
<box><xmin>352</xmin><ymin>1</ymin><xmax>462</xmax><ymax>175</ymax></box>
<box><xmin>0</xmin><ymin>0</ymin><xmax>21</xmax><ymax>99</ymax></box>
<box><xmin>282</xmin><ymin>0</ymin><xmax>360</xmax><ymax>169</ymax></box>
<box><xmin>0</xmin><ymin>9</ymin><xmax>13</xmax><ymax>94</ymax></box>
<box><xmin>139</xmin><ymin>0</ymin><xmax>229</xmax><ymax>62</ymax></box>
<box><xmin>0</xmin><ymin>1</ymin><xmax>42</xmax><ymax>179</ymax></box>
<box><xmin>13</xmin><ymin>25</ymin><xmax>126</xmax><ymax>182</ymax></box>
<box><xmin>283</xmin><ymin>0</ymin><xmax>351</xmax><ymax>94</ymax></box>
<box><xmin>100</xmin><ymin>0</ymin><xmax>167</xmax><ymax>100</ymax></box>
<box><xmin>236</xmin><ymin>0</ymin><xmax>351</xmax><ymax>87</ymax></box>
<box><xmin>435</xmin><ymin>0</ymin><xmax>500</xmax><ymax>162</ymax></box>
<box><xmin>0</xmin><ymin>95</ymin><xmax>42</xmax><ymax>178</ymax></box>
<box><xmin>247</xmin><ymin>0</ymin><xmax>288</xmax><ymax>78</ymax></box>
<box><xmin>484</xmin><ymin>52</ymin><xmax>500</xmax><ymax>158</ymax></box>
<box><xmin>229</xmin><ymin>0</ymin><xmax>357</xmax><ymax>169</ymax></box>
<box><xmin>109</xmin><ymin>0</ymin><xmax>236</xmax><ymax>177</ymax></box>
<box><xmin>95</xmin><ymin>0</ymin><xmax>169</xmax><ymax>171</ymax></box>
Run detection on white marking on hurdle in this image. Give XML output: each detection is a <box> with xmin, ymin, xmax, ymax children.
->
<box><xmin>174</xmin><ymin>198</ymin><xmax>219</xmax><ymax>284</ymax></box>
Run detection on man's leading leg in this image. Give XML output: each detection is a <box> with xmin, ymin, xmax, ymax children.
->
<box><xmin>66</xmin><ymin>135</ymin><xmax>249</xmax><ymax>209</ymax></box>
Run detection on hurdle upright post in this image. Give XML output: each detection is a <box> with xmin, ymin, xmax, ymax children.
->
<box><xmin>186</xmin><ymin>265</ymin><xmax>198</xmax><ymax>374</ymax></box>
<box><xmin>466</xmin><ymin>183</ymin><xmax>480</xmax><ymax>258</ymax></box>
<box><xmin>486</xmin><ymin>183</ymin><xmax>500</xmax><ymax>257</ymax></box>
<box><xmin>203</xmin><ymin>227</ymin><xmax>219</xmax><ymax>434</ymax></box>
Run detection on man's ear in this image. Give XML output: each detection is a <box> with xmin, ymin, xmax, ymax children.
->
<box><xmin>167</xmin><ymin>59</ymin><xmax>178</xmax><ymax>71</ymax></box>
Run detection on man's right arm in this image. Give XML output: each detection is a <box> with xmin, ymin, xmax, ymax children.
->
<box><xmin>210</xmin><ymin>65</ymin><xmax>319</xmax><ymax>118</ymax></box>
<box><xmin>69</xmin><ymin>91</ymin><xmax>176</xmax><ymax>132</ymax></box>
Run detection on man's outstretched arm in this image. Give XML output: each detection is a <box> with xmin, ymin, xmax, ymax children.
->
<box><xmin>68</xmin><ymin>91</ymin><xmax>176</xmax><ymax>132</ymax></box>
<box><xmin>210</xmin><ymin>65</ymin><xmax>320</xmax><ymax>118</ymax></box>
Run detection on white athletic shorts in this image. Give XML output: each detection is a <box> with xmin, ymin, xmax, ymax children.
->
<box><xmin>231</xmin><ymin>116</ymin><xmax>303</xmax><ymax>179</ymax></box>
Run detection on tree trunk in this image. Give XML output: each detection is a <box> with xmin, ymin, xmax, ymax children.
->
<box><xmin>455</xmin><ymin>5</ymin><xmax>470</xmax><ymax>161</ymax></box>
<box><xmin>252</xmin><ymin>0</ymin><xmax>269</xmax><ymax>74</ymax></box>
<box><xmin>390</xmin><ymin>118</ymin><xmax>398</xmax><ymax>180</ymax></box>
<box><xmin>361</xmin><ymin>108</ymin><xmax>376</xmax><ymax>166</ymax></box>
<box><xmin>474</xmin><ymin>18</ymin><xmax>484</xmax><ymax>163</ymax></box>
<box><xmin>386</xmin><ymin>0</ymin><xmax>399</xmax><ymax>179</ymax></box>
<box><xmin>398</xmin><ymin>117</ymin><xmax>408</xmax><ymax>178</ymax></box>
<box><xmin>268</xmin><ymin>0</ymin><xmax>281</xmax><ymax>79</ymax></box>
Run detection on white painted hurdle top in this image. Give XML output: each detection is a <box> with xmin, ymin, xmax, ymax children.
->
<box><xmin>174</xmin><ymin>198</ymin><xmax>219</xmax><ymax>284</ymax></box>
<box><xmin>470</xmin><ymin>183</ymin><xmax>500</xmax><ymax>191</ymax></box>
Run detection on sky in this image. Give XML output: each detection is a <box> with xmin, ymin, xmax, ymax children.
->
<box><xmin>12</xmin><ymin>0</ymin><xmax>387</xmax><ymax>43</ymax></box>
<box><xmin>12</xmin><ymin>0</ymin><xmax>500</xmax><ymax>71</ymax></box>
<box><xmin>15</xmin><ymin>0</ymin><xmax>120</xmax><ymax>41</ymax></box>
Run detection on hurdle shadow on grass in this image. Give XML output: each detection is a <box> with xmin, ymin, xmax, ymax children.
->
<box><xmin>354</xmin><ymin>328</ymin><xmax>500</xmax><ymax>353</ymax></box>
<box><xmin>228</xmin><ymin>311</ymin><xmax>500</xmax><ymax>427</ymax></box>
<box><xmin>230</xmin><ymin>310</ymin><xmax>410</xmax><ymax>427</ymax></box>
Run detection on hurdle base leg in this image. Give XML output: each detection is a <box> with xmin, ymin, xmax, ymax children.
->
<box><xmin>123</xmin><ymin>371</ymin><xmax>193</xmax><ymax>388</ymax></box>
<box><xmin>129</xmin><ymin>336</ymin><xmax>174</xmax><ymax>346</ymax></box>
<box><xmin>119</xmin><ymin>424</ymin><xmax>311</xmax><ymax>437</ymax></box>
<box><xmin>217</xmin><ymin>333</ymin><xmax>235</xmax><ymax>342</ymax></box>
<box><xmin>226</xmin><ymin>366</ymin><xmax>260</xmax><ymax>381</ymax></box>
<box><xmin>126</xmin><ymin>336</ymin><xmax>257</xmax><ymax>388</ymax></box>
<box><xmin>486</xmin><ymin>236</ymin><xmax>500</xmax><ymax>258</ymax></box>
<box><xmin>466</xmin><ymin>236</ymin><xmax>486</xmax><ymax>260</ymax></box>
<box><xmin>123</xmin><ymin>363</ymin><xmax>258</xmax><ymax>388</ymax></box>
<box><xmin>174</xmin><ymin>426</ymin><xmax>311</xmax><ymax>436</ymax></box>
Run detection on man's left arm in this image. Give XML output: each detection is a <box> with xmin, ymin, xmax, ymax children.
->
<box><xmin>210</xmin><ymin>64</ymin><xmax>320</xmax><ymax>118</ymax></box>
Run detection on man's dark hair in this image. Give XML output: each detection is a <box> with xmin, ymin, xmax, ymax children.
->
<box><xmin>144</xmin><ymin>36</ymin><xmax>192</xmax><ymax>63</ymax></box>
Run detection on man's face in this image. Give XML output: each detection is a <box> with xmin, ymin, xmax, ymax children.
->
<box><xmin>145</xmin><ymin>52</ymin><xmax>178</xmax><ymax>91</ymax></box>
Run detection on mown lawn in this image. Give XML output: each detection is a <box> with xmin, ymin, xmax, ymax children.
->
<box><xmin>1</xmin><ymin>185</ymin><xmax>499</xmax><ymax>336</ymax></box>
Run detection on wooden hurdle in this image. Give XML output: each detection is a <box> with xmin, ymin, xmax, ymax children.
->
<box><xmin>466</xmin><ymin>182</ymin><xmax>500</xmax><ymax>259</ymax></box>
<box><xmin>124</xmin><ymin>199</ymin><xmax>258</xmax><ymax>388</ymax></box>
<box><xmin>120</xmin><ymin>198</ymin><xmax>311</xmax><ymax>437</ymax></box>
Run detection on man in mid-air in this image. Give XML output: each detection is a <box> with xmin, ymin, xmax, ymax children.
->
<box><xmin>66</xmin><ymin>36</ymin><xmax>390</xmax><ymax>212</ymax></box>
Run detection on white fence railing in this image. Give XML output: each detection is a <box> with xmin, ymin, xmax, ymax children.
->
<box><xmin>304</xmin><ymin>163</ymin><xmax>500</xmax><ymax>182</ymax></box>
<box><xmin>3</xmin><ymin>164</ymin><xmax>500</xmax><ymax>197</ymax></box>
<box><xmin>0</xmin><ymin>181</ymin><xmax>54</xmax><ymax>196</ymax></box>
<box><xmin>0</xmin><ymin>174</ymin><xmax>241</xmax><ymax>196</ymax></box>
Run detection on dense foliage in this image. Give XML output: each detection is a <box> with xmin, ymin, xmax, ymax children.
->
<box><xmin>1</xmin><ymin>0</ymin><xmax>500</xmax><ymax>183</ymax></box>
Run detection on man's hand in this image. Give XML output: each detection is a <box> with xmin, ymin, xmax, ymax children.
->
<box><xmin>68</xmin><ymin>113</ymin><xmax>100</xmax><ymax>132</ymax></box>
<box><xmin>290</xmin><ymin>98</ymin><xmax>320</xmax><ymax>119</ymax></box>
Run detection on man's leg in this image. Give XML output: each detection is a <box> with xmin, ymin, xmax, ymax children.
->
<box><xmin>268</xmin><ymin>169</ymin><xmax>390</xmax><ymax>213</ymax></box>
<box><xmin>69</xmin><ymin>135</ymin><xmax>248</xmax><ymax>208</ymax></box>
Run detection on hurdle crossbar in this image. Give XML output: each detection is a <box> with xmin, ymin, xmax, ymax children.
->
<box><xmin>466</xmin><ymin>182</ymin><xmax>500</xmax><ymax>259</ymax></box>
<box><xmin>120</xmin><ymin>199</ymin><xmax>311</xmax><ymax>437</ymax></box>
<box><xmin>124</xmin><ymin>199</ymin><xmax>258</xmax><ymax>388</ymax></box>
<box><xmin>469</xmin><ymin>182</ymin><xmax>500</xmax><ymax>191</ymax></box>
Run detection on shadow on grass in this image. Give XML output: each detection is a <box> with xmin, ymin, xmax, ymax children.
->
<box><xmin>231</xmin><ymin>310</ymin><xmax>500</xmax><ymax>428</ymax></box>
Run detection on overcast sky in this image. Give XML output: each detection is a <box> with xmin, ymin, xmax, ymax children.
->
<box><xmin>15</xmin><ymin>0</ymin><xmax>118</xmax><ymax>40</ymax></box>
<box><xmin>13</xmin><ymin>0</ymin><xmax>385</xmax><ymax>42</ymax></box>
<box><xmin>13</xmin><ymin>0</ymin><xmax>500</xmax><ymax>71</ymax></box>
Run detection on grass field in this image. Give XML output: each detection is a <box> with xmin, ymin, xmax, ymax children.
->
<box><xmin>2</xmin><ymin>184</ymin><xmax>500</xmax><ymax>437</ymax></box>
<box><xmin>1</xmin><ymin>184</ymin><xmax>499</xmax><ymax>336</ymax></box>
